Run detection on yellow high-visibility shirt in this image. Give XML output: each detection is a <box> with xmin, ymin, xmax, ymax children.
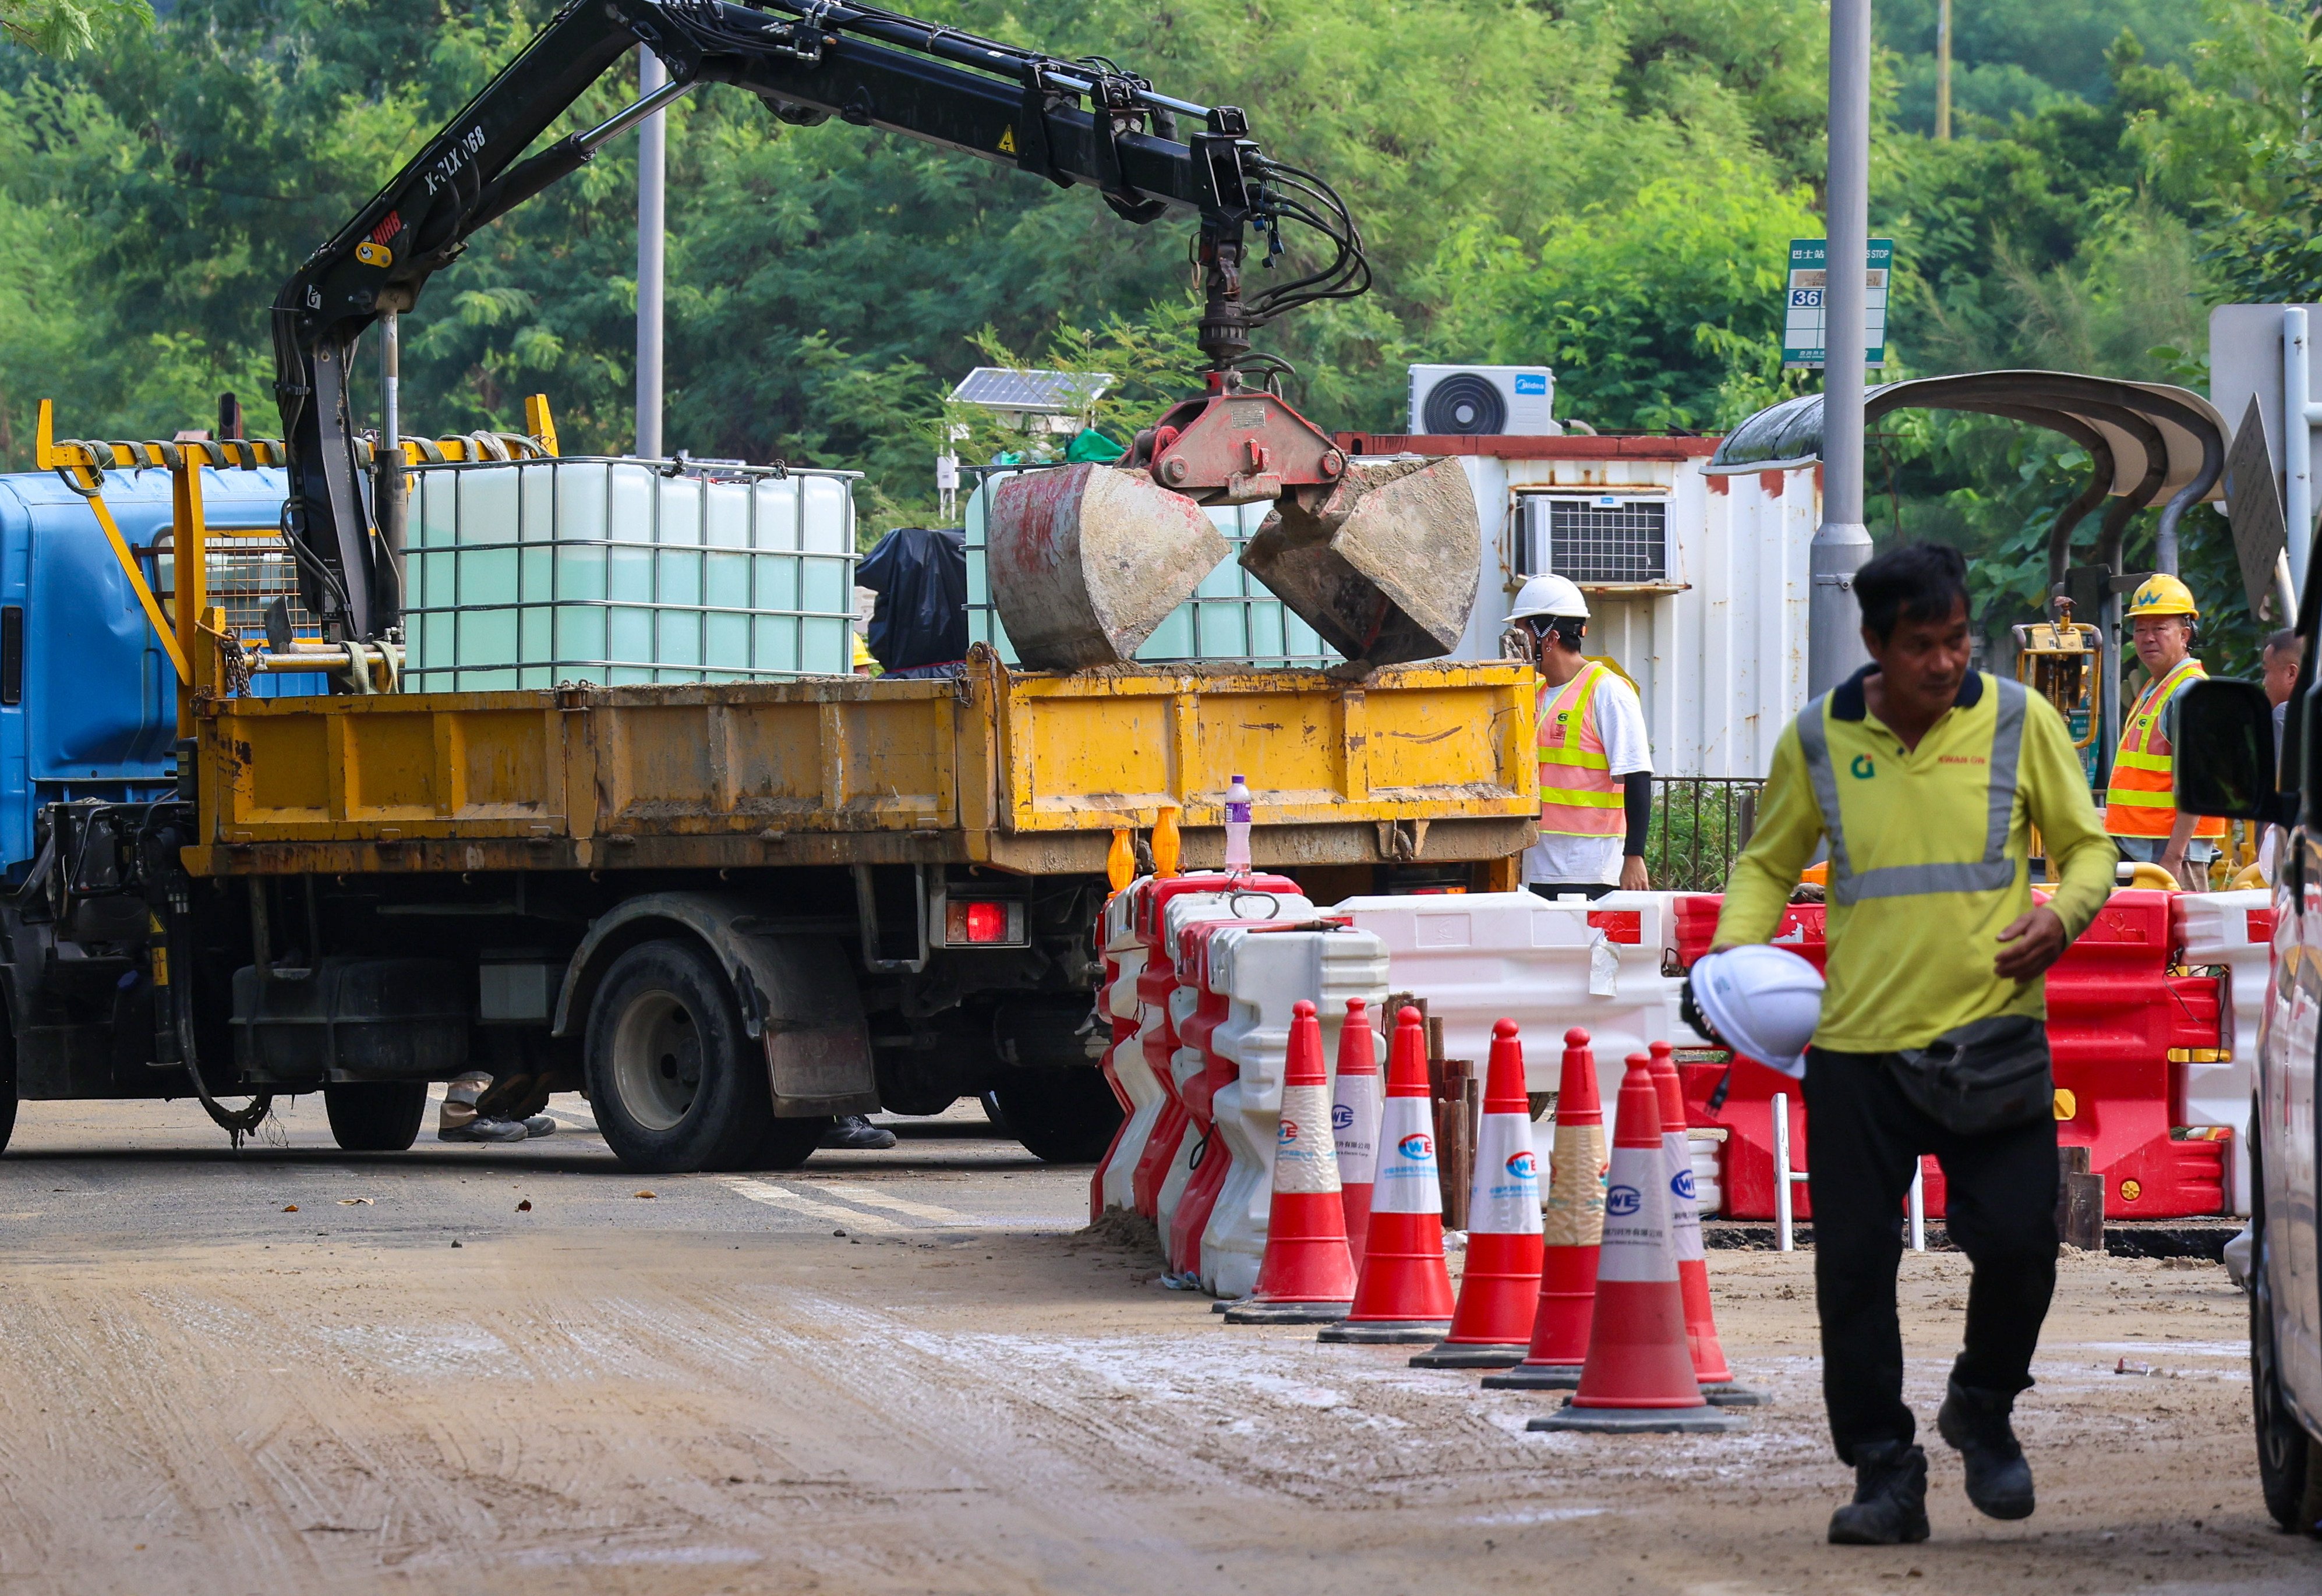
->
<box><xmin>1712</xmin><ymin>667</ymin><xmax>2116</xmax><ymax>1054</ymax></box>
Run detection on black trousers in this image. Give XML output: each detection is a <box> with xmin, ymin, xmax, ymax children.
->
<box><xmin>1803</xmin><ymin>1046</ymin><xmax>2059</xmax><ymax>1464</ymax></box>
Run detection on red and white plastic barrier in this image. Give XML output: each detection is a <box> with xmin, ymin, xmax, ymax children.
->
<box><xmin>2173</xmin><ymin>888</ymin><xmax>2271</xmax><ymax>1215</ymax></box>
<box><xmin>1674</xmin><ymin>889</ymin><xmax>2233</xmax><ymax>1221</ymax></box>
<box><xmin>1329</xmin><ymin>891</ymin><xmax>1714</xmax><ymax>1116</ymax></box>
<box><xmin>1191</xmin><ymin>922</ymin><xmax>1388</xmax><ymax>1297</ymax></box>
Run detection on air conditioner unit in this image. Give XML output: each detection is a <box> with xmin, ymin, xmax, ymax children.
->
<box><xmin>1408</xmin><ymin>364</ymin><xmax>1558</xmax><ymax>436</ymax></box>
<box><xmin>1516</xmin><ymin>493</ymin><xmax>1670</xmax><ymax>586</ymax></box>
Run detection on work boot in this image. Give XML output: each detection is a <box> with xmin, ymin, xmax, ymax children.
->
<box><xmin>1827</xmin><ymin>1441</ymin><xmax>1931</xmax><ymax>1545</ymax></box>
<box><xmin>521</xmin><ymin>1116</ymin><xmax>557</xmax><ymax>1138</ymax></box>
<box><xmin>439</xmin><ymin>1116</ymin><xmax>528</xmax><ymax>1144</ymax></box>
<box><xmin>819</xmin><ymin>1114</ymin><xmax>897</xmax><ymax>1151</ymax></box>
<box><xmin>1936</xmin><ymin>1376</ymin><xmax>2035</xmax><ymax>1520</ymax></box>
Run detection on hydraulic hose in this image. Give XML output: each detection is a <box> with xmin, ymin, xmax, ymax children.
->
<box><xmin>164</xmin><ymin>921</ymin><xmax>273</xmax><ymax>1144</ymax></box>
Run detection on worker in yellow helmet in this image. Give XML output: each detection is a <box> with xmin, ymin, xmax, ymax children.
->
<box><xmin>2102</xmin><ymin>574</ymin><xmax>2224</xmax><ymax>889</ymax></box>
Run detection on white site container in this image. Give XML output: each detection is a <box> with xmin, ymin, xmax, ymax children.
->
<box><xmin>2175</xmin><ymin>888</ymin><xmax>2271</xmax><ymax>1215</ymax></box>
<box><xmin>1150</xmin><ymin>889</ymin><xmax>1314</xmax><ymax>1249</ymax></box>
<box><xmin>961</xmin><ymin>468</ymin><xmax>1336</xmax><ymax>667</ymax></box>
<box><xmin>1331</xmin><ymin>434</ymin><xmax>1816</xmax><ymax>777</ymax></box>
<box><xmin>1328</xmin><ymin>890</ymin><xmax>1711</xmax><ymax>1136</ymax></box>
<box><xmin>1199</xmin><ymin>925</ymin><xmax>1391</xmax><ymax>1299</ymax></box>
<box><xmin>404</xmin><ymin>456</ymin><xmax>860</xmax><ymax>690</ymax></box>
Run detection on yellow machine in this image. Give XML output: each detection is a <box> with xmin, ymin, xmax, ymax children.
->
<box><xmin>2013</xmin><ymin>604</ymin><xmax>2101</xmax><ymax>785</ymax></box>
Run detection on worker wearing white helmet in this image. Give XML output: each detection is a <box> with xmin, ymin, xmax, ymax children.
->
<box><xmin>1506</xmin><ymin>574</ymin><xmax>1653</xmax><ymax>898</ymax></box>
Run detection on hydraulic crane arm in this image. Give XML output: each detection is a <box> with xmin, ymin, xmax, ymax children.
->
<box><xmin>271</xmin><ymin>0</ymin><xmax>1367</xmax><ymax>643</ymax></box>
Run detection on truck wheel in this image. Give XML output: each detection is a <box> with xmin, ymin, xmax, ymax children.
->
<box><xmin>2250</xmin><ymin>1139</ymin><xmax>2320</xmax><ymax>1533</ymax></box>
<box><xmin>587</xmin><ymin>939</ymin><xmax>772</xmax><ymax>1173</ymax></box>
<box><xmin>986</xmin><ymin>1067</ymin><xmax>1122</xmax><ymax>1163</ymax></box>
<box><xmin>323</xmin><ymin>1081</ymin><xmax>426</xmax><ymax>1152</ymax></box>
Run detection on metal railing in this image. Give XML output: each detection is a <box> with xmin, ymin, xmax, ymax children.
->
<box><xmin>1645</xmin><ymin>776</ymin><xmax>1764</xmax><ymax>892</ymax></box>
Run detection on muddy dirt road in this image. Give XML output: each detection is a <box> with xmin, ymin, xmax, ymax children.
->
<box><xmin>0</xmin><ymin>1095</ymin><xmax>2312</xmax><ymax>1595</ymax></box>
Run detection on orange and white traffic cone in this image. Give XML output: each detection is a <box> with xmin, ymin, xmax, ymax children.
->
<box><xmin>1413</xmin><ymin>1019</ymin><xmax>1543</xmax><ymax>1367</ymax></box>
<box><xmin>1531</xmin><ymin>1053</ymin><xmax>1744</xmax><ymax>1432</ymax></box>
<box><xmin>1647</xmin><ymin>1041</ymin><xmax>1766</xmax><ymax>1406</ymax></box>
<box><xmin>1484</xmin><ymin>1027</ymin><xmax>1603</xmax><ymax>1391</ymax></box>
<box><xmin>1223</xmin><ymin>1000</ymin><xmax>1360</xmax><ymax>1323</ymax></box>
<box><xmin>1331</xmin><ymin>998</ymin><xmax>1382</xmax><ymax>1277</ymax></box>
<box><xmin>1319</xmin><ymin>1005</ymin><xmax>1455</xmax><ymax>1344</ymax></box>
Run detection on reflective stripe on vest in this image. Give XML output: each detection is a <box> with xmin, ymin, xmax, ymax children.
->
<box><xmin>1538</xmin><ymin>661</ymin><xmax>1624</xmax><ymax>836</ymax></box>
<box><xmin>1796</xmin><ymin>675</ymin><xmax>2027</xmax><ymax>908</ymax></box>
<box><xmin>2104</xmin><ymin>657</ymin><xmax>2225</xmax><ymax>837</ymax></box>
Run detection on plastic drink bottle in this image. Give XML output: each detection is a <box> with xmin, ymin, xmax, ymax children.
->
<box><xmin>1224</xmin><ymin>774</ymin><xmax>1253</xmax><ymax>873</ymax></box>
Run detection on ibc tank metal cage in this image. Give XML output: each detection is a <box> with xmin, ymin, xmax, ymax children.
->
<box><xmin>959</xmin><ymin>464</ymin><xmax>1338</xmax><ymax>668</ymax></box>
<box><xmin>402</xmin><ymin>456</ymin><xmax>860</xmax><ymax>691</ymax></box>
<box><xmin>148</xmin><ymin>528</ymin><xmax>325</xmax><ymax>643</ymax></box>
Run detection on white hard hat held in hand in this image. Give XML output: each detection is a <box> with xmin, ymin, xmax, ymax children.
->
<box><xmin>1507</xmin><ymin>574</ymin><xmax>1589</xmax><ymax>623</ymax></box>
<box><xmin>1684</xmin><ymin>945</ymin><xmax>1825</xmax><ymax>1080</ymax></box>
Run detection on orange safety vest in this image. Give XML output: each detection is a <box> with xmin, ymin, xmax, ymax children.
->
<box><xmin>1538</xmin><ymin>661</ymin><xmax>1624</xmax><ymax>837</ymax></box>
<box><xmin>2104</xmin><ymin>656</ymin><xmax>2226</xmax><ymax>840</ymax></box>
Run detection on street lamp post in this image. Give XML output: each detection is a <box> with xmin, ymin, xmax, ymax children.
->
<box><xmin>1811</xmin><ymin>0</ymin><xmax>1875</xmax><ymax>695</ymax></box>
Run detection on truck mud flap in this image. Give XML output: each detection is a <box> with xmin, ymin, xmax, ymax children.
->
<box><xmin>728</xmin><ymin>935</ymin><xmax>881</xmax><ymax>1118</ymax></box>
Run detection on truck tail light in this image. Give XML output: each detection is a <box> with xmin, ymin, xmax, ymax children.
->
<box><xmin>944</xmin><ymin>899</ymin><xmax>1023</xmax><ymax>946</ymax></box>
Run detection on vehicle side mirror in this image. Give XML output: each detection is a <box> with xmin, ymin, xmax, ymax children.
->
<box><xmin>2174</xmin><ymin>679</ymin><xmax>2275</xmax><ymax>822</ymax></box>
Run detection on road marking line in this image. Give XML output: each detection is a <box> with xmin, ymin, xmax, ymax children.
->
<box><xmin>717</xmin><ymin>1177</ymin><xmax>904</xmax><ymax>1232</ymax></box>
<box><xmin>809</xmin><ymin>1181</ymin><xmax>977</xmax><ymax>1224</ymax></box>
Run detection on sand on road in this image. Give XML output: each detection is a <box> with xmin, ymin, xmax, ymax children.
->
<box><xmin>0</xmin><ymin>1095</ymin><xmax>2312</xmax><ymax>1596</ymax></box>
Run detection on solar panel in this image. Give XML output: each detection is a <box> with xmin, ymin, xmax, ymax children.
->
<box><xmin>948</xmin><ymin>367</ymin><xmax>1115</xmax><ymax>412</ymax></box>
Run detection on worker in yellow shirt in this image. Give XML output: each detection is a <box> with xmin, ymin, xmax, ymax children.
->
<box><xmin>1710</xmin><ymin>543</ymin><xmax>2116</xmax><ymax>1545</ymax></box>
<box><xmin>2103</xmin><ymin>574</ymin><xmax>2225</xmax><ymax>890</ymax></box>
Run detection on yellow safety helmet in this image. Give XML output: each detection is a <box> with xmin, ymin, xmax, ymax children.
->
<box><xmin>2125</xmin><ymin>573</ymin><xmax>2198</xmax><ymax>620</ymax></box>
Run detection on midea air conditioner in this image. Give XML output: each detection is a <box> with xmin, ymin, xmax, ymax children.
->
<box><xmin>1408</xmin><ymin>364</ymin><xmax>1558</xmax><ymax>436</ymax></box>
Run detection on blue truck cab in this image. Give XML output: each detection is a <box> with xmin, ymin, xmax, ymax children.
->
<box><xmin>0</xmin><ymin>465</ymin><xmax>314</xmax><ymax>879</ymax></box>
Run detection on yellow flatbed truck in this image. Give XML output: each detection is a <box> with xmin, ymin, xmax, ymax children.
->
<box><xmin>15</xmin><ymin>435</ymin><xmax>1535</xmax><ymax>1171</ymax></box>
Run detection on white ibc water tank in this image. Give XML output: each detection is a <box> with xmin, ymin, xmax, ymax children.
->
<box><xmin>404</xmin><ymin>456</ymin><xmax>860</xmax><ymax>689</ymax></box>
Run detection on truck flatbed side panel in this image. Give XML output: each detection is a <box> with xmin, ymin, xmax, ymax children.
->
<box><xmin>993</xmin><ymin>661</ymin><xmax>1536</xmax><ymax>830</ymax></box>
<box><xmin>210</xmin><ymin>690</ymin><xmax>567</xmax><ymax>839</ymax></box>
<box><xmin>190</xmin><ymin>661</ymin><xmax>1536</xmax><ymax>872</ymax></box>
<box><xmin>590</xmin><ymin>680</ymin><xmax>958</xmax><ymax>836</ymax></box>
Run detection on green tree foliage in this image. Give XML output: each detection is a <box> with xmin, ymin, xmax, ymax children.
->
<box><xmin>1</xmin><ymin>0</ymin><xmax>146</xmax><ymax>58</ymax></box>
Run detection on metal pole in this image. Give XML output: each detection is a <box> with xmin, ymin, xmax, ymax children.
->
<box><xmin>1934</xmin><ymin>0</ymin><xmax>1952</xmax><ymax>141</ymax></box>
<box><xmin>2286</xmin><ymin>307</ymin><xmax>2312</xmax><ymax>596</ymax></box>
<box><xmin>636</xmin><ymin>48</ymin><xmax>667</xmax><ymax>460</ymax></box>
<box><xmin>377</xmin><ymin>310</ymin><xmax>404</xmax><ymax>632</ymax></box>
<box><xmin>1907</xmin><ymin>1161</ymin><xmax>1925</xmax><ymax>1252</ymax></box>
<box><xmin>1772</xmin><ymin>1090</ymin><xmax>1794</xmax><ymax>1252</ymax></box>
<box><xmin>1811</xmin><ymin>0</ymin><xmax>1875</xmax><ymax>696</ymax></box>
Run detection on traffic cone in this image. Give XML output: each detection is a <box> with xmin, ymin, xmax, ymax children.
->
<box><xmin>1332</xmin><ymin>998</ymin><xmax>1382</xmax><ymax>1276</ymax></box>
<box><xmin>1483</xmin><ymin>1027</ymin><xmax>1603</xmax><ymax>1390</ymax></box>
<box><xmin>1319</xmin><ymin>1005</ymin><xmax>1455</xmax><ymax>1344</ymax></box>
<box><xmin>1224</xmin><ymin>1000</ymin><xmax>1360</xmax><ymax>1323</ymax></box>
<box><xmin>1646</xmin><ymin>1041</ymin><xmax>1768</xmax><ymax>1406</ymax></box>
<box><xmin>1531</xmin><ymin>1053</ymin><xmax>1745</xmax><ymax>1433</ymax></box>
<box><xmin>1413</xmin><ymin>1018</ymin><xmax>1543</xmax><ymax>1367</ymax></box>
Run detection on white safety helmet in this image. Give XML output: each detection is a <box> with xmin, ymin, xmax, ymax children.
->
<box><xmin>1507</xmin><ymin>573</ymin><xmax>1589</xmax><ymax>624</ymax></box>
<box><xmin>1684</xmin><ymin>944</ymin><xmax>1825</xmax><ymax>1080</ymax></box>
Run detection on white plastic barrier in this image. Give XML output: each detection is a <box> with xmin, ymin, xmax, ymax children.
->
<box><xmin>1151</xmin><ymin>889</ymin><xmax>1314</xmax><ymax>1255</ymax></box>
<box><xmin>1688</xmin><ymin>1128</ymin><xmax>1726</xmax><ymax>1220</ymax></box>
<box><xmin>1199</xmin><ymin>925</ymin><xmax>1390</xmax><ymax>1299</ymax></box>
<box><xmin>1328</xmin><ymin>891</ymin><xmax>1712</xmax><ymax>1131</ymax></box>
<box><xmin>1094</xmin><ymin>884</ymin><xmax>1153</xmax><ymax>1215</ymax></box>
<box><xmin>2175</xmin><ymin>888</ymin><xmax>2271</xmax><ymax>1215</ymax></box>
